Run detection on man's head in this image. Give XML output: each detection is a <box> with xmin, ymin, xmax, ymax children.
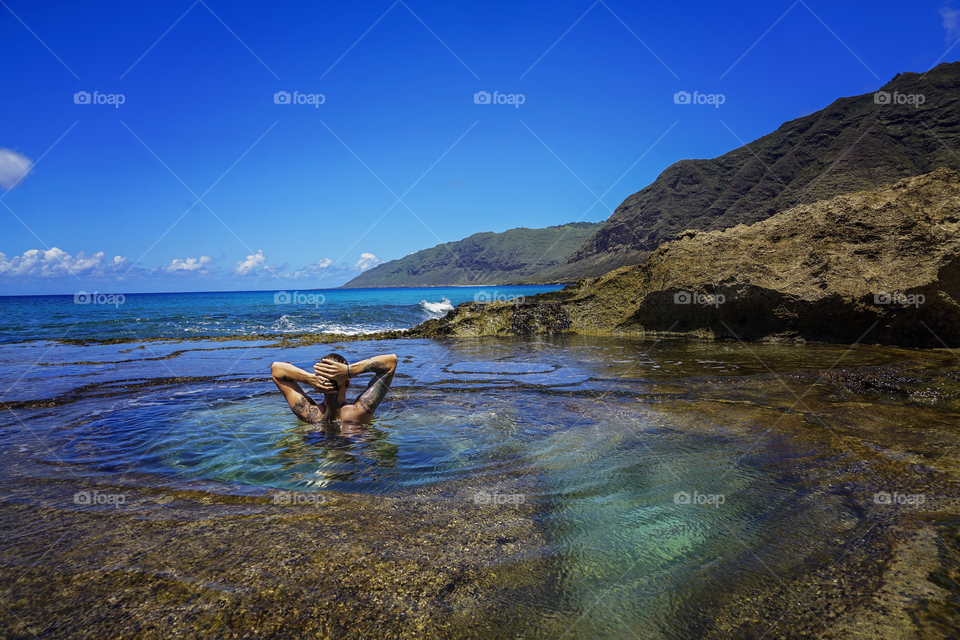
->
<box><xmin>321</xmin><ymin>353</ymin><xmax>349</xmax><ymax>422</ymax></box>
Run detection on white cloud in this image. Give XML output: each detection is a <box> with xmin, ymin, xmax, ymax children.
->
<box><xmin>279</xmin><ymin>257</ymin><xmax>336</xmax><ymax>280</ymax></box>
<box><xmin>942</xmin><ymin>5</ymin><xmax>960</xmax><ymax>43</ymax></box>
<box><xmin>0</xmin><ymin>248</ymin><xmax>128</xmax><ymax>278</ymax></box>
<box><xmin>0</xmin><ymin>148</ymin><xmax>34</xmax><ymax>190</ymax></box>
<box><xmin>233</xmin><ymin>250</ymin><xmax>267</xmax><ymax>275</ymax></box>
<box><xmin>0</xmin><ymin>247</ymin><xmax>382</xmax><ymax>286</ymax></box>
<box><xmin>354</xmin><ymin>252</ymin><xmax>382</xmax><ymax>271</ymax></box>
<box><xmin>165</xmin><ymin>255</ymin><xmax>214</xmax><ymax>273</ymax></box>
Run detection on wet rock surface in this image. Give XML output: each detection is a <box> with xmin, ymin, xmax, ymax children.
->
<box><xmin>3</xmin><ymin>348</ymin><xmax>960</xmax><ymax>638</ymax></box>
<box><xmin>3</xmin><ymin>335</ymin><xmax>960</xmax><ymax>637</ymax></box>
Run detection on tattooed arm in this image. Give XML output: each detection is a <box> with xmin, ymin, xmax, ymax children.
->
<box><xmin>354</xmin><ymin>355</ymin><xmax>398</xmax><ymax>419</ymax></box>
<box><xmin>270</xmin><ymin>361</ymin><xmax>335</xmax><ymax>423</ymax></box>
<box><xmin>315</xmin><ymin>354</ymin><xmax>398</xmax><ymax>420</ymax></box>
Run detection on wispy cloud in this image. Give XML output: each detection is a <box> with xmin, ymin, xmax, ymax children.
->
<box><xmin>164</xmin><ymin>255</ymin><xmax>215</xmax><ymax>274</ymax></box>
<box><xmin>282</xmin><ymin>258</ymin><xmax>335</xmax><ymax>280</ymax></box>
<box><xmin>0</xmin><ymin>148</ymin><xmax>34</xmax><ymax>190</ymax></box>
<box><xmin>232</xmin><ymin>250</ymin><xmax>381</xmax><ymax>278</ymax></box>
<box><xmin>354</xmin><ymin>252</ymin><xmax>382</xmax><ymax>271</ymax></box>
<box><xmin>233</xmin><ymin>250</ymin><xmax>267</xmax><ymax>275</ymax></box>
<box><xmin>942</xmin><ymin>4</ymin><xmax>960</xmax><ymax>44</ymax></box>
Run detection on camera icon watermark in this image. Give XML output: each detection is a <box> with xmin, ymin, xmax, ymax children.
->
<box><xmin>474</xmin><ymin>290</ymin><xmax>524</xmax><ymax>303</ymax></box>
<box><xmin>272</xmin><ymin>491</ymin><xmax>326</xmax><ymax>507</ymax></box>
<box><xmin>674</xmin><ymin>490</ymin><xmax>725</xmax><ymax>508</ymax></box>
<box><xmin>874</xmin><ymin>91</ymin><xmax>925</xmax><ymax>108</ymax></box>
<box><xmin>673</xmin><ymin>291</ymin><xmax>725</xmax><ymax>307</ymax></box>
<box><xmin>473</xmin><ymin>490</ymin><xmax>526</xmax><ymax>507</ymax></box>
<box><xmin>474</xmin><ymin>91</ymin><xmax>525</xmax><ymax>107</ymax></box>
<box><xmin>673</xmin><ymin>90</ymin><xmax>724</xmax><ymax>107</ymax></box>
<box><xmin>74</xmin><ymin>490</ymin><xmax>126</xmax><ymax>507</ymax></box>
<box><xmin>73</xmin><ymin>91</ymin><xmax>125</xmax><ymax>107</ymax></box>
<box><xmin>873</xmin><ymin>291</ymin><xmax>924</xmax><ymax>308</ymax></box>
<box><xmin>873</xmin><ymin>491</ymin><xmax>924</xmax><ymax>505</ymax></box>
<box><xmin>274</xmin><ymin>91</ymin><xmax>324</xmax><ymax>107</ymax></box>
<box><xmin>274</xmin><ymin>291</ymin><xmax>325</xmax><ymax>307</ymax></box>
<box><xmin>74</xmin><ymin>291</ymin><xmax>125</xmax><ymax>307</ymax></box>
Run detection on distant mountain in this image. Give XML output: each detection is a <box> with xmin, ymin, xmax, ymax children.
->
<box><xmin>341</xmin><ymin>222</ymin><xmax>603</xmax><ymax>288</ymax></box>
<box><xmin>549</xmin><ymin>62</ymin><xmax>960</xmax><ymax>280</ymax></box>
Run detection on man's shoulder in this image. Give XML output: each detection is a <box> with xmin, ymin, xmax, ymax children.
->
<box><xmin>341</xmin><ymin>402</ymin><xmax>372</xmax><ymax>423</ymax></box>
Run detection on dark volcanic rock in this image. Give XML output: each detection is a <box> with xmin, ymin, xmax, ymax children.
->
<box><xmin>412</xmin><ymin>300</ymin><xmax>573</xmax><ymax>337</ymax></box>
<box><xmin>413</xmin><ymin>169</ymin><xmax>960</xmax><ymax>348</ymax></box>
<box><xmin>552</xmin><ymin>63</ymin><xmax>960</xmax><ymax>280</ymax></box>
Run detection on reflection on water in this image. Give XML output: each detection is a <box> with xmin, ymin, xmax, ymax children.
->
<box><xmin>1</xmin><ymin>335</ymin><xmax>959</xmax><ymax>637</ymax></box>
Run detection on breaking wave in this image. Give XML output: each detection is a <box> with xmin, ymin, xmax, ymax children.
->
<box><xmin>420</xmin><ymin>298</ymin><xmax>454</xmax><ymax>317</ymax></box>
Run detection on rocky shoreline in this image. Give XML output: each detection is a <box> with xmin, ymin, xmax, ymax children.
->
<box><xmin>410</xmin><ymin>169</ymin><xmax>960</xmax><ymax>349</ymax></box>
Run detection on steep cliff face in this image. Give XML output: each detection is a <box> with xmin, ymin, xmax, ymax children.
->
<box><xmin>552</xmin><ymin>63</ymin><xmax>960</xmax><ymax>280</ymax></box>
<box><xmin>411</xmin><ymin>169</ymin><xmax>960</xmax><ymax>348</ymax></box>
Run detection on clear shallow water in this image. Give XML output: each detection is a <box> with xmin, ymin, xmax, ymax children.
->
<box><xmin>0</xmin><ymin>285</ymin><xmax>562</xmax><ymax>343</ymax></box>
<box><xmin>1</xmin><ymin>305</ymin><xmax>959</xmax><ymax>636</ymax></box>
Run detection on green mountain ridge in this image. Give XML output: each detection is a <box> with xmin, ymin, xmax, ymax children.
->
<box><xmin>340</xmin><ymin>222</ymin><xmax>602</xmax><ymax>288</ymax></box>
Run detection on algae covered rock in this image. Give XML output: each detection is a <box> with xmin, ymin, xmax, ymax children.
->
<box><xmin>414</xmin><ymin>168</ymin><xmax>960</xmax><ymax>348</ymax></box>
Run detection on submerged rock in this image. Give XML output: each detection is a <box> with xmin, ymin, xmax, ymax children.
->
<box><xmin>412</xmin><ymin>168</ymin><xmax>960</xmax><ymax>347</ymax></box>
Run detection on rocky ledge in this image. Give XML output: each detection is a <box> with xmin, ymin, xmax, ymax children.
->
<box><xmin>410</xmin><ymin>168</ymin><xmax>960</xmax><ymax>348</ymax></box>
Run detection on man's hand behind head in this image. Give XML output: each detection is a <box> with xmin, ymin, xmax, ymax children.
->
<box><xmin>315</xmin><ymin>359</ymin><xmax>349</xmax><ymax>385</ymax></box>
<box><xmin>307</xmin><ymin>375</ymin><xmax>338</xmax><ymax>394</ymax></box>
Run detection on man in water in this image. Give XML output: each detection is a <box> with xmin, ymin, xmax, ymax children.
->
<box><xmin>270</xmin><ymin>353</ymin><xmax>397</xmax><ymax>423</ymax></box>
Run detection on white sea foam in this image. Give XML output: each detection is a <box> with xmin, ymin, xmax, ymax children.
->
<box><xmin>267</xmin><ymin>314</ymin><xmax>388</xmax><ymax>336</ymax></box>
<box><xmin>420</xmin><ymin>298</ymin><xmax>454</xmax><ymax>317</ymax></box>
<box><xmin>307</xmin><ymin>323</ymin><xmax>383</xmax><ymax>336</ymax></box>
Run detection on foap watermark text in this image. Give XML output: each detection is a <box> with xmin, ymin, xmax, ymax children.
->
<box><xmin>74</xmin><ymin>91</ymin><xmax>125</xmax><ymax>107</ymax></box>
<box><xmin>874</xmin><ymin>91</ymin><xmax>925</xmax><ymax>108</ymax></box>
<box><xmin>474</xmin><ymin>91</ymin><xmax>525</xmax><ymax>107</ymax></box>
<box><xmin>75</xmin><ymin>291</ymin><xmax>125</xmax><ymax>307</ymax></box>
<box><xmin>75</xmin><ymin>490</ymin><xmax>126</xmax><ymax>507</ymax></box>
<box><xmin>674</xmin><ymin>291</ymin><xmax>725</xmax><ymax>307</ymax></box>
<box><xmin>274</xmin><ymin>91</ymin><xmax>325</xmax><ymax>107</ymax></box>
<box><xmin>275</xmin><ymin>291</ymin><xmax>326</xmax><ymax>307</ymax></box>
<box><xmin>674</xmin><ymin>91</ymin><xmax>725</xmax><ymax>107</ymax></box>
<box><xmin>674</xmin><ymin>490</ymin><xmax>725</xmax><ymax>508</ymax></box>
<box><xmin>473</xmin><ymin>490</ymin><xmax>525</xmax><ymax>507</ymax></box>
<box><xmin>874</xmin><ymin>291</ymin><xmax>924</xmax><ymax>308</ymax></box>
<box><xmin>874</xmin><ymin>491</ymin><xmax>925</xmax><ymax>505</ymax></box>
<box><xmin>273</xmin><ymin>491</ymin><xmax>327</xmax><ymax>507</ymax></box>
<box><xmin>474</xmin><ymin>290</ymin><xmax>524</xmax><ymax>303</ymax></box>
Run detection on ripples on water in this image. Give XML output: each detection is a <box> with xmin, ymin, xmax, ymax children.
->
<box><xmin>2</xmin><ymin>334</ymin><xmax>957</xmax><ymax>637</ymax></box>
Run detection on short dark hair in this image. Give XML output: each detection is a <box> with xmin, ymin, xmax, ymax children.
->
<box><xmin>321</xmin><ymin>353</ymin><xmax>348</xmax><ymax>422</ymax></box>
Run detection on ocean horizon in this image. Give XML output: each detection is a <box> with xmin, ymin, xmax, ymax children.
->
<box><xmin>0</xmin><ymin>284</ymin><xmax>563</xmax><ymax>344</ymax></box>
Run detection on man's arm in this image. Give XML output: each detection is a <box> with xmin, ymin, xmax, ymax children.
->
<box><xmin>353</xmin><ymin>355</ymin><xmax>398</xmax><ymax>418</ymax></box>
<box><xmin>270</xmin><ymin>361</ymin><xmax>335</xmax><ymax>423</ymax></box>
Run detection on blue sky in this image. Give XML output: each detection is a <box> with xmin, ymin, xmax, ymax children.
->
<box><xmin>2</xmin><ymin>0</ymin><xmax>959</xmax><ymax>294</ymax></box>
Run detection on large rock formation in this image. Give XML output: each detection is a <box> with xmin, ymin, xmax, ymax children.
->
<box><xmin>411</xmin><ymin>169</ymin><xmax>960</xmax><ymax>348</ymax></box>
<box><xmin>547</xmin><ymin>63</ymin><xmax>960</xmax><ymax>281</ymax></box>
